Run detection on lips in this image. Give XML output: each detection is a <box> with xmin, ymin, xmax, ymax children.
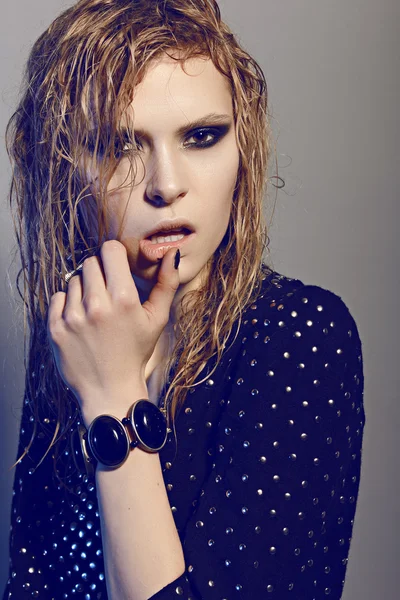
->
<box><xmin>143</xmin><ymin>219</ymin><xmax>195</xmax><ymax>240</ymax></box>
<box><xmin>139</xmin><ymin>230</ymin><xmax>195</xmax><ymax>263</ymax></box>
<box><xmin>146</xmin><ymin>227</ymin><xmax>191</xmax><ymax>239</ymax></box>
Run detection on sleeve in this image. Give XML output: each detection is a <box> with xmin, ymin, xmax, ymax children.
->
<box><xmin>2</xmin><ymin>396</ymin><xmax>61</xmax><ymax>600</ymax></box>
<box><xmin>147</xmin><ymin>284</ymin><xmax>366</xmax><ymax>600</ymax></box>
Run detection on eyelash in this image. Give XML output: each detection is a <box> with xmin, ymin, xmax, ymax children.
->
<box><xmin>117</xmin><ymin>126</ymin><xmax>226</xmax><ymax>156</ymax></box>
<box><xmin>87</xmin><ymin>126</ymin><xmax>228</xmax><ymax>160</ymax></box>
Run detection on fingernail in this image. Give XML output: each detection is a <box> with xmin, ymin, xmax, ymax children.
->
<box><xmin>174</xmin><ymin>249</ymin><xmax>181</xmax><ymax>269</ymax></box>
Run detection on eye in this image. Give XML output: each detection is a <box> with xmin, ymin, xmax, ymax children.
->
<box><xmin>86</xmin><ymin>132</ymin><xmax>142</xmax><ymax>159</ymax></box>
<box><xmin>184</xmin><ymin>127</ymin><xmax>226</xmax><ymax>149</ymax></box>
<box><xmin>112</xmin><ymin>135</ymin><xmax>144</xmax><ymax>159</ymax></box>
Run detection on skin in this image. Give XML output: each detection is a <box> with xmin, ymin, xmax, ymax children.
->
<box><xmin>107</xmin><ymin>54</ymin><xmax>239</xmax><ymax>320</ymax></box>
<box><xmin>49</xmin><ymin>54</ymin><xmax>240</xmax><ymax>416</ymax></box>
<box><xmin>47</xmin><ymin>54</ymin><xmax>241</xmax><ymax>598</ymax></box>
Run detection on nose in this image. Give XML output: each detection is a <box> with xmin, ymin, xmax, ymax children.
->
<box><xmin>145</xmin><ymin>146</ymin><xmax>188</xmax><ymax>206</ymax></box>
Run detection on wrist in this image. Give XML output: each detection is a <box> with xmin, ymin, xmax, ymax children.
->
<box><xmin>80</xmin><ymin>379</ymin><xmax>149</xmax><ymax>429</ymax></box>
<box><xmin>74</xmin><ymin>395</ymin><xmax>168</xmax><ymax>474</ymax></box>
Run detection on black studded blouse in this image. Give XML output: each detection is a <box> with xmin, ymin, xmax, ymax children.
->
<box><xmin>3</xmin><ymin>267</ymin><xmax>366</xmax><ymax>599</ymax></box>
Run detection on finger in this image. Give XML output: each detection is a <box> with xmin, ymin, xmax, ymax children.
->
<box><xmin>100</xmin><ymin>240</ymin><xmax>140</xmax><ymax>302</ymax></box>
<box><xmin>81</xmin><ymin>254</ymin><xmax>108</xmax><ymax>308</ymax></box>
<box><xmin>65</xmin><ymin>273</ymin><xmax>84</xmax><ymax>312</ymax></box>
<box><xmin>143</xmin><ymin>247</ymin><xmax>180</xmax><ymax>325</ymax></box>
<box><xmin>47</xmin><ymin>291</ymin><xmax>67</xmax><ymax>338</ymax></box>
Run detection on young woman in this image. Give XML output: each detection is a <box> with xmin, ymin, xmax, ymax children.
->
<box><xmin>3</xmin><ymin>0</ymin><xmax>365</xmax><ymax>598</ymax></box>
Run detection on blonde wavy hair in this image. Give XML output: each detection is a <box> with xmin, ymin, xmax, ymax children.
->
<box><xmin>6</xmin><ymin>0</ymin><xmax>282</xmax><ymax>484</ymax></box>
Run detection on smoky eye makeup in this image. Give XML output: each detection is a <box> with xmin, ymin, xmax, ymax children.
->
<box><xmin>86</xmin><ymin>116</ymin><xmax>233</xmax><ymax>157</ymax></box>
<box><xmin>183</xmin><ymin>123</ymin><xmax>231</xmax><ymax>148</ymax></box>
<box><xmin>86</xmin><ymin>130</ymin><xmax>139</xmax><ymax>158</ymax></box>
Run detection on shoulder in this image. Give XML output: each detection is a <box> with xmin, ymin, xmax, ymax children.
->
<box><xmin>242</xmin><ymin>264</ymin><xmax>363</xmax><ymax>360</ymax></box>
<box><xmin>222</xmin><ymin>265</ymin><xmax>366</xmax><ymax>452</ymax></box>
<box><xmin>230</xmin><ymin>265</ymin><xmax>365</xmax><ymax>411</ymax></box>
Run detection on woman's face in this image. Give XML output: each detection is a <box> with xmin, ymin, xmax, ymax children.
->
<box><xmin>97</xmin><ymin>54</ymin><xmax>240</xmax><ymax>297</ymax></box>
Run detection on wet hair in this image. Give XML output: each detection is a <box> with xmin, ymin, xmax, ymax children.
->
<box><xmin>6</xmin><ymin>0</ymin><xmax>282</xmax><ymax>485</ymax></box>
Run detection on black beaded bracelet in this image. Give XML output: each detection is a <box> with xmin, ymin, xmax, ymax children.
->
<box><xmin>71</xmin><ymin>399</ymin><xmax>168</xmax><ymax>475</ymax></box>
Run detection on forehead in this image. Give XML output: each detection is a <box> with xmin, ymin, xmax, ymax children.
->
<box><xmin>125</xmin><ymin>55</ymin><xmax>233</xmax><ymax>125</ymax></box>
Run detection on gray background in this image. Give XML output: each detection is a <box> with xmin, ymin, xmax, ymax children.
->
<box><xmin>1</xmin><ymin>0</ymin><xmax>398</xmax><ymax>597</ymax></box>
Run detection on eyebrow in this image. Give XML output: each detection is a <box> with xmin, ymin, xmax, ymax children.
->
<box><xmin>130</xmin><ymin>112</ymin><xmax>233</xmax><ymax>139</ymax></box>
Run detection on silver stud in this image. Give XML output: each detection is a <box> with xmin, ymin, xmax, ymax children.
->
<box><xmin>306</xmin><ymin>320</ymin><xmax>313</xmax><ymax>326</ymax></box>
<box><xmin>291</xmin><ymin>311</ymin><xmax>298</xmax><ymax>317</ymax></box>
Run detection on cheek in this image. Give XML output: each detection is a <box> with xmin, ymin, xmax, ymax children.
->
<box><xmin>204</xmin><ymin>146</ymin><xmax>239</xmax><ymax>205</ymax></box>
<box><xmin>216</xmin><ymin>142</ymin><xmax>239</xmax><ymax>185</ymax></box>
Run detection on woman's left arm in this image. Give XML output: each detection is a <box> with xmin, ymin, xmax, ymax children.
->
<box><xmin>47</xmin><ymin>241</ymin><xmax>187</xmax><ymax>600</ymax></box>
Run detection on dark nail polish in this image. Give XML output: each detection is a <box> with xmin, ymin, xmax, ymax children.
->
<box><xmin>174</xmin><ymin>249</ymin><xmax>181</xmax><ymax>269</ymax></box>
